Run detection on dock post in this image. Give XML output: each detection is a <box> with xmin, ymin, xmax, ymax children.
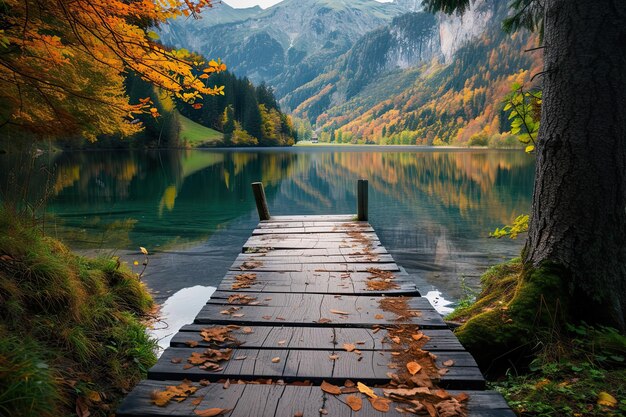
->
<box><xmin>357</xmin><ymin>179</ymin><xmax>368</xmax><ymax>221</ymax></box>
<box><xmin>251</xmin><ymin>182</ymin><xmax>271</xmax><ymax>221</ymax></box>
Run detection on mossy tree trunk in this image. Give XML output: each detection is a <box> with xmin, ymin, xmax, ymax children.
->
<box><xmin>525</xmin><ymin>0</ymin><xmax>626</xmax><ymax>330</ymax></box>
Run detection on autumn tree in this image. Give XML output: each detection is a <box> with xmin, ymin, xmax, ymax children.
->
<box><xmin>0</xmin><ymin>0</ymin><xmax>225</xmax><ymax>141</ymax></box>
<box><xmin>423</xmin><ymin>0</ymin><xmax>626</xmax><ymax>336</ymax></box>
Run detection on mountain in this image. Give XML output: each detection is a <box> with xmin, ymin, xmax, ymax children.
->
<box><xmin>158</xmin><ymin>0</ymin><xmax>409</xmax><ymax>96</ymax></box>
<box><xmin>288</xmin><ymin>0</ymin><xmax>543</xmax><ymax>145</ymax></box>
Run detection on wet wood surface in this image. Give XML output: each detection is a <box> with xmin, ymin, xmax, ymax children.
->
<box><xmin>117</xmin><ymin>214</ymin><xmax>512</xmax><ymax>416</ymax></box>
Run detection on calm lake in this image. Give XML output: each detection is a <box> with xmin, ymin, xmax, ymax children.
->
<box><xmin>1</xmin><ymin>146</ymin><xmax>534</xmax><ymax>334</ymax></box>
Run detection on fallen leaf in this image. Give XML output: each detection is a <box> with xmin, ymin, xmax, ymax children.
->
<box><xmin>391</xmin><ymin>336</ymin><xmax>401</xmax><ymax>344</ymax></box>
<box><xmin>294</xmin><ymin>412</ymin><xmax>304</xmax><ymax>417</ymax></box>
<box><xmin>242</xmin><ymin>327</ymin><xmax>254</xmax><ymax>334</ymax></box>
<box><xmin>191</xmin><ymin>397</ymin><xmax>203</xmax><ymax>406</ymax></box>
<box><xmin>171</xmin><ymin>357</ymin><xmax>183</xmax><ymax>364</ymax></box>
<box><xmin>223</xmin><ymin>379</ymin><xmax>230</xmax><ymax>389</ymax></box>
<box><xmin>183</xmin><ymin>364</ymin><xmax>194</xmax><ymax>370</ymax></box>
<box><xmin>438</xmin><ymin>368</ymin><xmax>449</xmax><ymax>376</ymax></box>
<box><xmin>234</xmin><ymin>356</ymin><xmax>247</xmax><ymax>361</ymax></box>
<box><xmin>374</xmin><ymin>314</ymin><xmax>384</xmax><ymax>319</ymax></box>
<box><xmin>330</xmin><ymin>309</ymin><xmax>350</xmax><ymax>315</ymax></box>
<box><xmin>199</xmin><ymin>380</ymin><xmax>210</xmax><ymax>386</ymax></box>
<box><xmin>278</xmin><ymin>340</ymin><xmax>286</xmax><ymax>345</ymax></box>
<box><xmin>411</xmin><ymin>333</ymin><xmax>424</xmax><ymax>341</ymax></box>
<box><xmin>272</xmin><ymin>357</ymin><xmax>281</xmax><ymax>363</ymax></box>
<box><xmin>329</xmin><ymin>354</ymin><xmax>339</xmax><ymax>360</ymax></box>
<box><xmin>357</xmin><ymin>382</ymin><xmax>377</xmax><ymax>398</ymax></box>
<box><xmin>75</xmin><ymin>397</ymin><xmax>90</xmax><ymax>417</ymax></box>
<box><xmin>369</xmin><ymin>397</ymin><xmax>391</xmax><ymax>412</ymax></box>
<box><xmin>318</xmin><ymin>318</ymin><xmax>332</xmax><ymax>323</ymax></box>
<box><xmin>406</xmin><ymin>361</ymin><xmax>422</xmax><ymax>375</ymax></box>
<box><xmin>345</xmin><ymin>380</ymin><xmax>355</xmax><ymax>387</ymax></box>
<box><xmin>194</xmin><ymin>408</ymin><xmax>230</xmax><ymax>416</ymax></box>
<box><xmin>231</xmin><ymin>313</ymin><xmax>245</xmax><ymax>318</ymax></box>
<box><xmin>186</xmin><ymin>340</ymin><xmax>199</xmax><ymax>347</ymax></box>
<box><xmin>442</xmin><ymin>360</ymin><xmax>455</xmax><ymax>367</ymax></box>
<box><xmin>598</xmin><ymin>391</ymin><xmax>618</xmax><ymax>407</ymax></box>
<box><xmin>454</xmin><ymin>392</ymin><xmax>469</xmax><ymax>402</ymax></box>
<box><xmin>343</xmin><ymin>343</ymin><xmax>356</xmax><ymax>352</ymax></box>
<box><xmin>346</xmin><ymin>395</ymin><xmax>362</xmax><ymax>411</ymax></box>
<box><xmin>321</xmin><ymin>381</ymin><xmax>342</xmax><ymax>395</ymax></box>
<box><xmin>319</xmin><ymin>408</ymin><xmax>328</xmax><ymax>415</ymax></box>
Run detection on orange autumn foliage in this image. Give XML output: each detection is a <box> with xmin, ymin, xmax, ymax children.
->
<box><xmin>0</xmin><ymin>0</ymin><xmax>225</xmax><ymax>140</ymax></box>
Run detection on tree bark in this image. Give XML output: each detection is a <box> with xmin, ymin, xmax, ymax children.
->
<box><xmin>525</xmin><ymin>0</ymin><xmax>626</xmax><ymax>330</ymax></box>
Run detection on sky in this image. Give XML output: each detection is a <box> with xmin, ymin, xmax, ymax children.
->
<box><xmin>223</xmin><ymin>0</ymin><xmax>392</xmax><ymax>9</ymax></box>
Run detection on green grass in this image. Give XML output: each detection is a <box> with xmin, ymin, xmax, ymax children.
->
<box><xmin>178</xmin><ymin>114</ymin><xmax>223</xmax><ymax>147</ymax></box>
<box><xmin>0</xmin><ymin>207</ymin><xmax>157</xmax><ymax>417</ymax></box>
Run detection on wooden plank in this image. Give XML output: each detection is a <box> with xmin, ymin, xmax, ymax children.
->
<box><xmin>149</xmin><ymin>348</ymin><xmax>484</xmax><ymax>389</ymax></box>
<box><xmin>117</xmin><ymin>382</ymin><xmax>514</xmax><ymax>417</ymax></box>
<box><xmin>243</xmin><ymin>240</ymin><xmax>383</xmax><ymax>250</ymax></box>
<box><xmin>253</xmin><ymin>226</ymin><xmax>375</xmax><ymax>234</ymax></box>
<box><xmin>256</xmin><ymin>221</ymin><xmax>371</xmax><ymax>228</ymax></box>
<box><xmin>236</xmin><ymin>253</ymin><xmax>396</xmax><ymax>264</ymax></box>
<box><xmin>173</xmin><ymin>325</ymin><xmax>465</xmax><ymax>352</ymax></box>
<box><xmin>248</xmin><ymin>232</ymin><xmax>379</xmax><ymax>241</ymax></box>
<box><xmin>262</xmin><ymin>215</ymin><xmax>356</xmax><ymax>222</ymax></box>
<box><xmin>242</xmin><ymin>247</ymin><xmax>389</xmax><ymax>256</ymax></box>
<box><xmin>196</xmin><ymin>293</ymin><xmax>446</xmax><ymax>328</ymax></box>
<box><xmin>230</xmin><ymin>261</ymin><xmax>400</xmax><ymax>272</ymax></box>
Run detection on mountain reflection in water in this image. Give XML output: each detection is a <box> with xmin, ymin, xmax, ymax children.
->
<box><xmin>0</xmin><ymin>147</ymin><xmax>534</xmax><ymax>303</ymax></box>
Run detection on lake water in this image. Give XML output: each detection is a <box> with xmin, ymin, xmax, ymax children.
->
<box><xmin>0</xmin><ymin>147</ymin><xmax>534</xmax><ymax>332</ymax></box>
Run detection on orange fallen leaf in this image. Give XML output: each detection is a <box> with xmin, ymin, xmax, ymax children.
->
<box><xmin>271</xmin><ymin>357</ymin><xmax>281</xmax><ymax>363</ymax></box>
<box><xmin>321</xmin><ymin>381</ymin><xmax>342</xmax><ymax>395</ymax></box>
<box><xmin>343</xmin><ymin>343</ymin><xmax>356</xmax><ymax>352</ymax></box>
<box><xmin>406</xmin><ymin>361</ymin><xmax>421</xmax><ymax>375</ymax></box>
<box><xmin>357</xmin><ymin>382</ymin><xmax>377</xmax><ymax>398</ymax></box>
<box><xmin>346</xmin><ymin>395</ymin><xmax>362</xmax><ymax>411</ymax></box>
<box><xmin>369</xmin><ymin>397</ymin><xmax>391</xmax><ymax>412</ymax></box>
<box><xmin>442</xmin><ymin>360</ymin><xmax>455</xmax><ymax>367</ymax></box>
<box><xmin>186</xmin><ymin>340</ymin><xmax>199</xmax><ymax>347</ymax></box>
<box><xmin>318</xmin><ymin>318</ymin><xmax>332</xmax><ymax>324</ymax></box>
<box><xmin>194</xmin><ymin>408</ymin><xmax>231</xmax><ymax>416</ymax></box>
<box><xmin>411</xmin><ymin>333</ymin><xmax>424</xmax><ymax>341</ymax></box>
<box><xmin>374</xmin><ymin>314</ymin><xmax>384</xmax><ymax>319</ymax></box>
<box><xmin>242</xmin><ymin>327</ymin><xmax>253</xmax><ymax>334</ymax></box>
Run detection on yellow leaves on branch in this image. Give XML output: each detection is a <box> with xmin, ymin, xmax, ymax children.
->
<box><xmin>0</xmin><ymin>0</ymin><xmax>225</xmax><ymax>139</ymax></box>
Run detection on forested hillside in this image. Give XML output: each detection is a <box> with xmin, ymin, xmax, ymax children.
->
<box><xmin>291</xmin><ymin>0</ymin><xmax>542</xmax><ymax>145</ymax></box>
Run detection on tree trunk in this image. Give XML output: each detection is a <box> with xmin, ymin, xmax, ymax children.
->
<box><xmin>525</xmin><ymin>0</ymin><xmax>626</xmax><ymax>330</ymax></box>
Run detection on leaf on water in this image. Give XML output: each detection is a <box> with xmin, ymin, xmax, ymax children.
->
<box><xmin>346</xmin><ymin>395</ymin><xmax>363</xmax><ymax>411</ymax></box>
<box><xmin>442</xmin><ymin>360</ymin><xmax>455</xmax><ymax>367</ymax></box>
<box><xmin>330</xmin><ymin>309</ymin><xmax>350</xmax><ymax>315</ymax></box>
<box><xmin>406</xmin><ymin>361</ymin><xmax>421</xmax><ymax>375</ymax></box>
<box><xmin>194</xmin><ymin>408</ymin><xmax>231</xmax><ymax>416</ymax></box>
<box><xmin>343</xmin><ymin>343</ymin><xmax>356</xmax><ymax>352</ymax></box>
<box><xmin>320</xmin><ymin>381</ymin><xmax>342</xmax><ymax>395</ymax></box>
<box><xmin>357</xmin><ymin>382</ymin><xmax>377</xmax><ymax>398</ymax></box>
<box><xmin>598</xmin><ymin>391</ymin><xmax>618</xmax><ymax>407</ymax></box>
<box><xmin>369</xmin><ymin>397</ymin><xmax>391</xmax><ymax>412</ymax></box>
<box><xmin>271</xmin><ymin>357</ymin><xmax>281</xmax><ymax>363</ymax></box>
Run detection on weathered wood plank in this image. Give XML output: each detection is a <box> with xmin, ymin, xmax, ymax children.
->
<box><xmin>242</xmin><ymin>247</ymin><xmax>389</xmax><ymax>256</ymax></box>
<box><xmin>253</xmin><ymin>226</ymin><xmax>375</xmax><ymax>234</ymax></box>
<box><xmin>230</xmin><ymin>261</ymin><xmax>400</xmax><ymax>272</ymax></box>
<box><xmin>236</xmin><ymin>253</ymin><xmax>396</xmax><ymax>264</ymax></box>
<box><xmin>149</xmin><ymin>348</ymin><xmax>483</xmax><ymax>389</ymax></box>
<box><xmin>262</xmin><ymin>215</ymin><xmax>356</xmax><ymax>222</ymax></box>
<box><xmin>243</xmin><ymin>240</ymin><xmax>383</xmax><ymax>250</ymax></box>
<box><xmin>256</xmin><ymin>221</ymin><xmax>371</xmax><ymax>228</ymax></box>
<box><xmin>117</xmin><ymin>382</ymin><xmax>514</xmax><ymax>417</ymax></box>
<box><xmin>173</xmin><ymin>325</ymin><xmax>465</xmax><ymax>352</ymax></box>
<box><xmin>196</xmin><ymin>293</ymin><xmax>446</xmax><ymax>328</ymax></box>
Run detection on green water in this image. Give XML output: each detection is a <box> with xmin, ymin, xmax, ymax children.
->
<box><xmin>0</xmin><ymin>147</ymin><xmax>535</xmax><ymax>302</ymax></box>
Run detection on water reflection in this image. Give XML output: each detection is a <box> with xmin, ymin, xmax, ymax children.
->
<box><xmin>0</xmin><ymin>147</ymin><xmax>534</xmax><ymax>301</ymax></box>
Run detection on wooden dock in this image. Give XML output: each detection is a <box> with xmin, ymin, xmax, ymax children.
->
<box><xmin>117</xmin><ymin>183</ymin><xmax>513</xmax><ymax>417</ymax></box>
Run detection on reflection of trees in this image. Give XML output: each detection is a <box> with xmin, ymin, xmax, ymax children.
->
<box><xmin>308</xmin><ymin>151</ymin><xmax>534</xmax><ymax>227</ymax></box>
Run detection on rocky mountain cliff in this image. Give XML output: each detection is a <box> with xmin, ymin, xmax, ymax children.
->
<box><xmin>158</xmin><ymin>0</ymin><xmax>408</xmax><ymax>96</ymax></box>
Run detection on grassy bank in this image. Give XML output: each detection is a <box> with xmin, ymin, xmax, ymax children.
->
<box><xmin>179</xmin><ymin>115</ymin><xmax>223</xmax><ymax>147</ymax></box>
<box><xmin>448</xmin><ymin>258</ymin><xmax>626</xmax><ymax>416</ymax></box>
<box><xmin>0</xmin><ymin>208</ymin><xmax>157</xmax><ymax>417</ymax></box>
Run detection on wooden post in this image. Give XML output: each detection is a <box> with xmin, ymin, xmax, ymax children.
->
<box><xmin>251</xmin><ymin>182</ymin><xmax>271</xmax><ymax>221</ymax></box>
<box><xmin>357</xmin><ymin>179</ymin><xmax>368</xmax><ymax>221</ymax></box>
